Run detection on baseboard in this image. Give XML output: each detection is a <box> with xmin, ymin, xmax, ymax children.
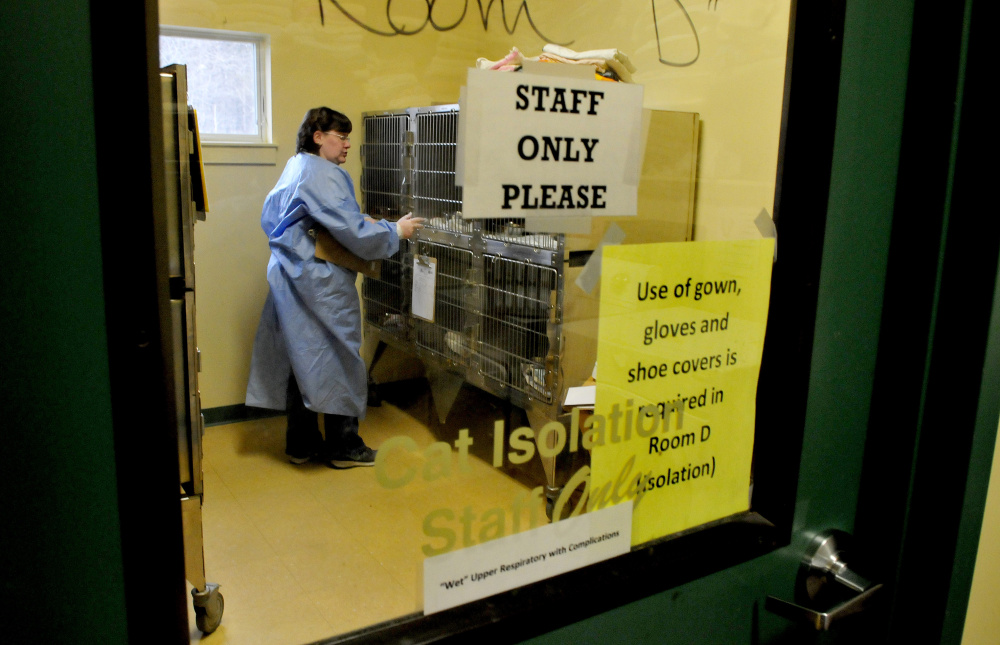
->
<box><xmin>202</xmin><ymin>404</ymin><xmax>283</xmax><ymax>427</ymax></box>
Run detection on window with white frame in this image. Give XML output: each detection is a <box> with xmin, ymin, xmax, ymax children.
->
<box><xmin>159</xmin><ymin>26</ymin><xmax>271</xmax><ymax>144</ymax></box>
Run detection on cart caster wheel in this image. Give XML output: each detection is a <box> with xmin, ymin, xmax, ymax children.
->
<box><xmin>192</xmin><ymin>582</ymin><xmax>224</xmax><ymax>634</ymax></box>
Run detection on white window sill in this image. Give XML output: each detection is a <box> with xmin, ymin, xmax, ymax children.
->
<box><xmin>201</xmin><ymin>143</ymin><xmax>278</xmax><ymax>166</ymax></box>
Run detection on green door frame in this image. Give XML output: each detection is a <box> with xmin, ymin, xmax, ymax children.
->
<box><xmin>3</xmin><ymin>1</ymin><xmax>189</xmax><ymax>643</ymax></box>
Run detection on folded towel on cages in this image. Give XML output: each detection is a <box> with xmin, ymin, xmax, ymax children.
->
<box><xmin>476</xmin><ymin>46</ymin><xmax>525</xmax><ymax>71</ymax></box>
<box><xmin>536</xmin><ymin>52</ymin><xmax>625</xmax><ymax>81</ymax></box>
<box><xmin>542</xmin><ymin>45</ymin><xmax>636</xmax><ymax>72</ymax></box>
<box><xmin>476</xmin><ymin>45</ymin><xmax>635</xmax><ymax>82</ymax></box>
<box><xmin>542</xmin><ymin>44</ymin><xmax>636</xmax><ymax>83</ymax></box>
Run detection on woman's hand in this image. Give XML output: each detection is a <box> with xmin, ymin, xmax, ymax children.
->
<box><xmin>396</xmin><ymin>212</ymin><xmax>426</xmax><ymax>240</ymax></box>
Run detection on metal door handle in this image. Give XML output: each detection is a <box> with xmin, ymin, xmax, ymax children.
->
<box><xmin>765</xmin><ymin>530</ymin><xmax>882</xmax><ymax>630</ymax></box>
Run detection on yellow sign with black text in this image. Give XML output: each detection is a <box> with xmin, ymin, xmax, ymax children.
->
<box><xmin>590</xmin><ymin>239</ymin><xmax>774</xmax><ymax>545</ymax></box>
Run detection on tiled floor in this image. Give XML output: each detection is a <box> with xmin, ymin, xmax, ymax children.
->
<box><xmin>187</xmin><ymin>382</ymin><xmax>542</xmax><ymax>644</ymax></box>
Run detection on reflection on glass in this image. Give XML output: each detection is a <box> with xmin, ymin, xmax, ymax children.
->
<box><xmin>166</xmin><ymin>0</ymin><xmax>794</xmax><ymax>641</ymax></box>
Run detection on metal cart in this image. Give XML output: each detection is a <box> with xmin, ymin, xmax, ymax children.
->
<box><xmin>160</xmin><ymin>64</ymin><xmax>223</xmax><ymax>634</ymax></box>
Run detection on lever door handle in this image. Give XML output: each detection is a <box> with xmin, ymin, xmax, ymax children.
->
<box><xmin>765</xmin><ymin>530</ymin><xmax>882</xmax><ymax>631</ymax></box>
<box><xmin>766</xmin><ymin>582</ymin><xmax>883</xmax><ymax>631</ymax></box>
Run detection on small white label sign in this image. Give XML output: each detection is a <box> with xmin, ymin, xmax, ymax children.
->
<box><xmin>423</xmin><ymin>501</ymin><xmax>632</xmax><ymax>614</ymax></box>
<box><xmin>411</xmin><ymin>255</ymin><xmax>437</xmax><ymax>322</ymax></box>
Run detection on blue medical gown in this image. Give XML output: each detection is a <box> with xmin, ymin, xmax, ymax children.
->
<box><xmin>245</xmin><ymin>153</ymin><xmax>398</xmax><ymax>418</ymax></box>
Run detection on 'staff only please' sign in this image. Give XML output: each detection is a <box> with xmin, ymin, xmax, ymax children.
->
<box><xmin>458</xmin><ymin>68</ymin><xmax>644</xmax><ymax>219</ymax></box>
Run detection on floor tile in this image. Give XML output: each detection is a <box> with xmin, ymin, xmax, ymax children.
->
<box><xmin>196</xmin><ymin>383</ymin><xmax>551</xmax><ymax>643</ymax></box>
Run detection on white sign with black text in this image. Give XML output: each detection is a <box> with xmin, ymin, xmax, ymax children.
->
<box><xmin>458</xmin><ymin>68</ymin><xmax>644</xmax><ymax>219</ymax></box>
<box><xmin>423</xmin><ymin>501</ymin><xmax>632</xmax><ymax>614</ymax></box>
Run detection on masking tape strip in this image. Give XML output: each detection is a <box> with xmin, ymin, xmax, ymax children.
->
<box><xmin>574</xmin><ymin>222</ymin><xmax>626</xmax><ymax>294</ymax></box>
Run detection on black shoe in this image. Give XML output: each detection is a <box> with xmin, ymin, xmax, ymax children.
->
<box><xmin>327</xmin><ymin>444</ymin><xmax>377</xmax><ymax>468</ymax></box>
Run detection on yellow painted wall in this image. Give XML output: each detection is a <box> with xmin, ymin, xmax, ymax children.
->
<box><xmin>159</xmin><ymin>0</ymin><xmax>791</xmax><ymax>408</ymax></box>
<box><xmin>962</xmin><ymin>419</ymin><xmax>1000</xmax><ymax>645</ymax></box>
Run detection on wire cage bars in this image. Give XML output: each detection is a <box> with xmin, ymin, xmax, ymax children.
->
<box><xmin>361</xmin><ymin>105</ymin><xmax>565</xmax><ymax>409</ymax></box>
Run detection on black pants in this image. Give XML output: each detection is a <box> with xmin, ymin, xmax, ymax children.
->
<box><xmin>285</xmin><ymin>375</ymin><xmax>360</xmax><ymax>459</ymax></box>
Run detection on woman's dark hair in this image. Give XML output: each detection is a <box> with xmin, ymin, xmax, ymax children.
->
<box><xmin>296</xmin><ymin>107</ymin><xmax>353</xmax><ymax>154</ymax></box>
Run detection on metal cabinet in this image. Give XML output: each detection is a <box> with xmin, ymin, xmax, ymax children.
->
<box><xmin>160</xmin><ymin>64</ymin><xmax>223</xmax><ymax>634</ymax></box>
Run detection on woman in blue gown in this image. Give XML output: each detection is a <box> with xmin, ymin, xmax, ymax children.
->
<box><xmin>246</xmin><ymin>107</ymin><xmax>424</xmax><ymax>467</ymax></box>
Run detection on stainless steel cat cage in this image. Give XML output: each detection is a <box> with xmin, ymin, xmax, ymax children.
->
<box><xmin>360</xmin><ymin>104</ymin><xmax>699</xmax><ymax>507</ymax></box>
<box><xmin>362</xmin><ymin>105</ymin><xmax>565</xmax><ymax>411</ymax></box>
